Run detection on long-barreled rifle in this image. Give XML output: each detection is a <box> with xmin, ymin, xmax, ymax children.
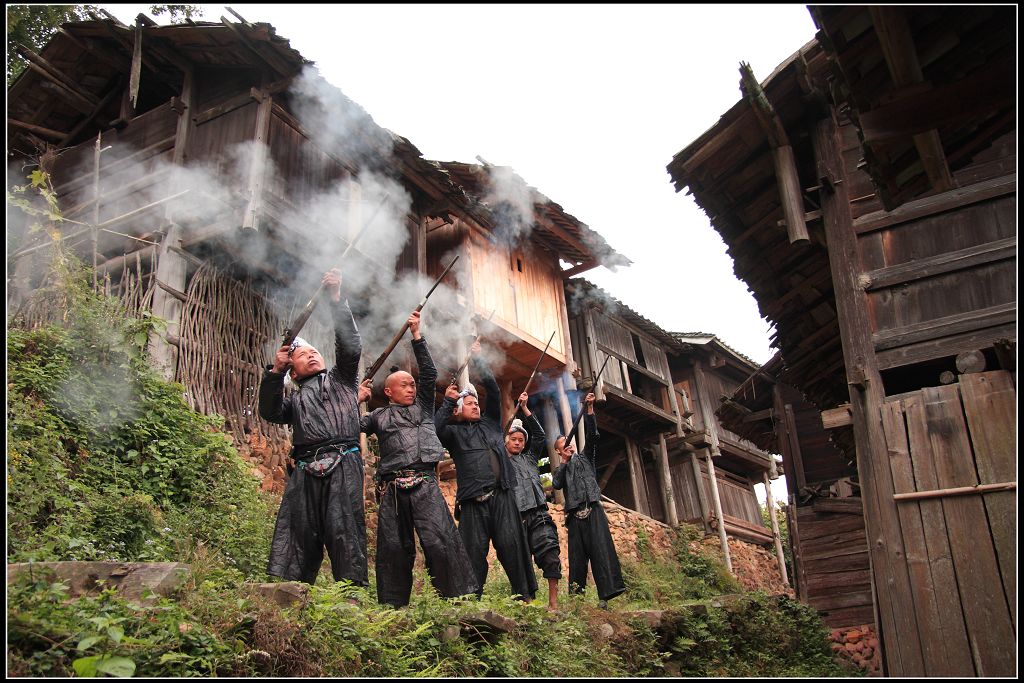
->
<box><xmin>362</xmin><ymin>255</ymin><xmax>460</xmax><ymax>382</ymax></box>
<box><xmin>502</xmin><ymin>330</ymin><xmax>556</xmax><ymax>435</ymax></box>
<box><xmin>449</xmin><ymin>309</ymin><xmax>496</xmax><ymax>385</ymax></box>
<box><xmin>563</xmin><ymin>352</ymin><xmax>613</xmax><ymax>449</ymax></box>
<box><xmin>281</xmin><ymin>195</ymin><xmax>388</xmax><ymax>347</ymax></box>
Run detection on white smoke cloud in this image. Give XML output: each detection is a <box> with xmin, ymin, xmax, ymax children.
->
<box><xmin>481</xmin><ymin>164</ymin><xmax>536</xmax><ymax>246</ymax></box>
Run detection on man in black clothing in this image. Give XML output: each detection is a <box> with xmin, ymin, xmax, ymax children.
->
<box><xmin>435</xmin><ymin>344</ymin><xmax>537</xmax><ymax>601</ymax></box>
<box><xmin>505</xmin><ymin>393</ymin><xmax>562</xmax><ymax>610</ymax></box>
<box><xmin>552</xmin><ymin>392</ymin><xmax>625</xmax><ymax>607</ymax></box>
<box><xmin>358</xmin><ymin>310</ymin><xmax>478</xmax><ymax>607</ymax></box>
<box><xmin>259</xmin><ymin>268</ymin><xmax>367</xmax><ymax>586</ymax></box>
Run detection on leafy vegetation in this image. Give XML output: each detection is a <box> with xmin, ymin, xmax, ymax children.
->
<box><xmin>7</xmin><ymin>251</ymin><xmax>275</xmax><ymax>576</ymax></box>
<box><xmin>6</xmin><ymin>174</ymin><xmax>850</xmax><ymax>677</ymax></box>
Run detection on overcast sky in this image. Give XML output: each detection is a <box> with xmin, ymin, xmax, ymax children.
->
<box><xmin>102</xmin><ymin>3</ymin><xmax>818</xmax><ymax>503</ymax></box>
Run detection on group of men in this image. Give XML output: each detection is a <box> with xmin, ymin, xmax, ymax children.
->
<box><xmin>259</xmin><ymin>269</ymin><xmax>624</xmax><ymax>609</ymax></box>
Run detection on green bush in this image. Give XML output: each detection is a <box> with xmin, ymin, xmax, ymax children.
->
<box><xmin>7</xmin><ymin>257</ymin><xmax>274</xmax><ymax>576</ymax></box>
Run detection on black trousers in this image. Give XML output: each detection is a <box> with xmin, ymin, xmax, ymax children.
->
<box><xmin>522</xmin><ymin>505</ymin><xmax>562</xmax><ymax>579</ymax></box>
<box><xmin>458</xmin><ymin>488</ymin><xmax>538</xmax><ymax>600</ymax></box>
<box><xmin>267</xmin><ymin>453</ymin><xmax>367</xmax><ymax>586</ymax></box>
<box><xmin>566</xmin><ymin>503</ymin><xmax>625</xmax><ymax>601</ymax></box>
<box><xmin>375</xmin><ymin>480</ymin><xmax>479</xmax><ymax>607</ymax></box>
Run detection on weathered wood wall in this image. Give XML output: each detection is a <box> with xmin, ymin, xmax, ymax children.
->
<box><xmin>790</xmin><ymin>504</ymin><xmax>873</xmax><ymax>629</ymax></box>
<box><xmin>876</xmin><ymin>370</ymin><xmax>1015</xmax><ymax>676</ymax></box>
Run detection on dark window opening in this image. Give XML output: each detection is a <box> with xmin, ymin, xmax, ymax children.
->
<box><xmin>880</xmin><ymin>348</ymin><xmax>999</xmax><ymax>396</ymax></box>
<box><xmin>631</xmin><ymin>334</ymin><xmax>647</xmax><ymax>368</ymax></box>
<box><xmin>516</xmin><ymin>257</ymin><xmax>523</xmax><ymax>272</ymax></box>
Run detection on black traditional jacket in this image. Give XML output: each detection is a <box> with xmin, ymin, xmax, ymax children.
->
<box><xmin>435</xmin><ymin>357</ymin><xmax>518</xmax><ymax>502</ymax></box>
<box><xmin>360</xmin><ymin>337</ymin><xmax>445</xmax><ymax>475</ymax></box>
<box><xmin>552</xmin><ymin>412</ymin><xmax>601</xmax><ymax>512</ymax></box>
<box><xmin>508</xmin><ymin>412</ymin><xmax>548</xmax><ymax>512</ymax></box>
<box><xmin>258</xmin><ymin>299</ymin><xmax>362</xmax><ymax>455</ymax></box>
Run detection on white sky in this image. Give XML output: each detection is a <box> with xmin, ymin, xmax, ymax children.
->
<box><xmin>101</xmin><ymin>3</ymin><xmax>814</xmax><ymax>503</ymax></box>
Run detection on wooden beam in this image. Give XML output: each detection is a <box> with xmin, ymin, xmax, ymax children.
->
<box><xmin>31</xmin><ymin>68</ymin><xmax>97</xmax><ymax>115</ymax></box>
<box><xmin>219</xmin><ymin>16</ymin><xmax>292</xmax><ymax>79</ymax></box>
<box><xmin>7</xmin><ymin>118</ymin><xmax>66</xmax><ymax>140</ymax></box>
<box><xmin>869</xmin><ymin>6</ymin><xmax>954</xmax><ymax>192</ymax></box>
<box><xmin>815</xmin><ymin>110</ymin><xmax>926</xmax><ymax>675</ymax></box>
<box><xmin>858</xmin><ymin>60</ymin><xmax>1015</xmax><ymax>146</ymax></box>
<box><xmin>873</xmin><ymin>302</ymin><xmax>1016</xmax><ymax>352</ymax></box>
<box><xmin>598</xmin><ymin>452</ymin><xmax>625</xmax><ymax>490</ymax></box>
<box><xmin>560</xmin><ymin>259</ymin><xmax>598</xmax><ymax>279</ymax></box>
<box><xmin>861</xmin><ymin>237</ymin><xmax>1015</xmax><ymax>292</ymax></box>
<box><xmin>822</xmin><ymin>404</ymin><xmax>853</xmax><ymax>429</ymax></box>
<box><xmin>533</xmin><ymin>212</ymin><xmax>591</xmax><ymax>259</ymax></box>
<box><xmin>742</xmin><ymin>408</ymin><xmax>774</xmax><ymax>423</ymax></box>
<box><xmin>624</xmin><ymin>436</ymin><xmax>649</xmax><ymax>516</ymax></box>
<box><xmin>16</xmin><ymin>44</ymin><xmax>99</xmax><ymax>106</ymax></box>
<box><xmin>739</xmin><ymin>61</ymin><xmax>808</xmax><ymax>244</ymax></box>
<box><xmin>704</xmin><ymin>448</ymin><xmax>733</xmax><ymax>572</ymax></box>
<box><xmin>656</xmin><ymin>433</ymin><xmax>679</xmax><ymax>526</ymax></box>
<box><xmin>59</xmin><ymin>79</ymin><xmax>121</xmax><ymax>146</ymax></box>
<box><xmin>763</xmin><ymin>471</ymin><xmax>790</xmax><ymax>586</ymax></box>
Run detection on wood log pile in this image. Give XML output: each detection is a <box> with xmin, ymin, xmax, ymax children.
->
<box><xmin>829</xmin><ymin>624</ymin><xmax>881</xmax><ymax>675</ymax></box>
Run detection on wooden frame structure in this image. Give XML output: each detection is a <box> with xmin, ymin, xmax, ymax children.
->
<box><xmin>668</xmin><ymin>6</ymin><xmax>1015</xmax><ymax>676</ymax></box>
<box><xmin>6</xmin><ymin>13</ymin><xmax>625</xmax><ymax>491</ymax></box>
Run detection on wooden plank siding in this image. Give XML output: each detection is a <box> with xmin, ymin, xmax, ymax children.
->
<box><xmin>883</xmin><ymin>373</ymin><xmax>1016</xmax><ymax>676</ymax></box>
<box><xmin>795</xmin><ymin>505</ymin><xmax>874</xmax><ymax>629</ymax></box>
<box><xmin>860</xmin><ymin>189</ymin><xmax>1016</xmax><ymax>370</ymax></box>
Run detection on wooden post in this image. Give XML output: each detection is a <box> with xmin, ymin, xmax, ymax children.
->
<box><xmin>656</xmin><ymin>433</ymin><xmax>679</xmax><ymax>526</ymax></box>
<box><xmin>814</xmin><ymin>111</ymin><xmax>924</xmax><ymax>675</ymax></box>
<box><xmin>690</xmin><ymin>452</ymin><xmax>712</xmax><ymax>532</ymax></box>
<box><xmin>704</xmin><ymin>448</ymin><xmax>733</xmax><ymax>573</ymax></box>
<box><xmin>763</xmin><ymin>471</ymin><xmax>789</xmax><ymax>587</ymax></box>
<box><xmin>242</xmin><ymin>89</ymin><xmax>273</xmax><ymax>231</ymax></box>
<box><xmin>92</xmin><ymin>132</ymin><xmax>102</xmax><ymax>290</ymax></box>
<box><xmin>540</xmin><ymin>396</ymin><xmax>564</xmax><ymax>505</ymax></box>
<box><xmin>556</xmin><ymin>373</ymin><xmax>582</xmax><ymax>454</ymax></box>
<box><xmin>691</xmin><ymin>360</ymin><xmax>722</xmax><ymax>456</ymax></box>
<box><xmin>740</xmin><ymin>61</ymin><xmax>809</xmax><ymax>245</ymax></box>
<box><xmin>624</xmin><ymin>436</ymin><xmax>649</xmax><ymax>516</ymax></box>
<box><xmin>148</xmin><ymin>69</ymin><xmax>193</xmax><ymax>380</ymax></box>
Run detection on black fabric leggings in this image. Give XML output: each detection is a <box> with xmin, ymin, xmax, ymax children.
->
<box><xmin>458</xmin><ymin>488</ymin><xmax>538</xmax><ymax>600</ymax></box>
<box><xmin>566</xmin><ymin>503</ymin><xmax>626</xmax><ymax>601</ymax></box>
<box><xmin>267</xmin><ymin>453</ymin><xmax>368</xmax><ymax>585</ymax></box>
<box><xmin>522</xmin><ymin>505</ymin><xmax>562</xmax><ymax>579</ymax></box>
<box><xmin>375</xmin><ymin>480</ymin><xmax>479</xmax><ymax>607</ymax></box>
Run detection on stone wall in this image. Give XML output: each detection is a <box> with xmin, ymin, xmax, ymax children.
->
<box><xmin>829</xmin><ymin>624</ymin><xmax>881</xmax><ymax>675</ymax></box>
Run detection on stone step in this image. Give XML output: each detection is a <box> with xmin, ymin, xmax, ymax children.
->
<box><xmin>7</xmin><ymin>561</ymin><xmax>190</xmax><ymax>603</ymax></box>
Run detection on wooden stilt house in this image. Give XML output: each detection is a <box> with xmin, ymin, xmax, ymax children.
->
<box><xmin>6</xmin><ymin>13</ymin><xmax>624</xmax><ymax>492</ymax></box>
<box><xmin>667</xmin><ymin>5</ymin><xmax>1015</xmax><ymax>676</ymax></box>
<box><xmin>563</xmin><ymin>279</ymin><xmax>786</xmax><ymax>579</ymax></box>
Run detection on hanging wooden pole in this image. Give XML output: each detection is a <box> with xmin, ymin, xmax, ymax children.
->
<box><xmin>763</xmin><ymin>471</ymin><xmax>790</xmax><ymax>586</ymax></box>
<box><xmin>92</xmin><ymin>132</ymin><xmax>102</xmax><ymax>290</ymax></box>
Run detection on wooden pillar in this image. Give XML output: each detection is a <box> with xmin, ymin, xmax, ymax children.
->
<box><xmin>624</xmin><ymin>436</ymin><xmax>648</xmax><ymax>516</ymax></box>
<box><xmin>814</xmin><ymin>111</ymin><xmax>924</xmax><ymax>675</ymax></box>
<box><xmin>242</xmin><ymin>88</ymin><xmax>272</xmax><ymax>231</ymax></box>
<box><xmin>763</xmin><ymin>471</ymin><xmax>789</xmax><ymax>587</ymax></box>
<box><xmin>91</xmin><ymin>132</ymin><xmax>102</xmax><ymax>290</ymax></box>
<box><xmin>148</xmin><ymin>69</ymin><xmax>193</xmax><ymax>380</ymax></box>
<box><xmin>690</xmin><ymin>452</ymin><xmax>712</xmax><ymax>533</ymax></box>
<box><xmin>666</xmin><ymin>378</ymin><xmax>685</xmax><ymax>437</ymax></box>
<box><xmin>656</xmin><ymin>433</ymin><xmax>679</xmax><ymax>526</ymax></box>
<box><xmin>540</xmin><ymin>396</ymin><xmax>564</xmax><ymax>505</ymax></box>
<box><xmin>704</xmin><ymin>448</ymin><xmax>733</xmax><ymax>573</ymax></box>
<box><xmin>691</xmin><ymin>360</ymin><xmax>722</xmax><ymax>456</ymax></box>
<box><xmin>556</xmin><ymin>373</ymin><xmax>582</xmax><ymax>453</ymax></box>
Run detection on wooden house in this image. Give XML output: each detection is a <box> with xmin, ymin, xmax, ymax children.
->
<box><xmin>667</xmin><ymin>5</ymin><xmax>1015</xmax><ymax>676</ymax></box>
<box><xmin>563</xmin><ymin>279</ymin><xmax>786</xmax><ymax>577</ymax></box>
<box><xmin>6</xmin><ymin>12</ymin><xmax>623</xmax><ymax>489</ymax></box>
